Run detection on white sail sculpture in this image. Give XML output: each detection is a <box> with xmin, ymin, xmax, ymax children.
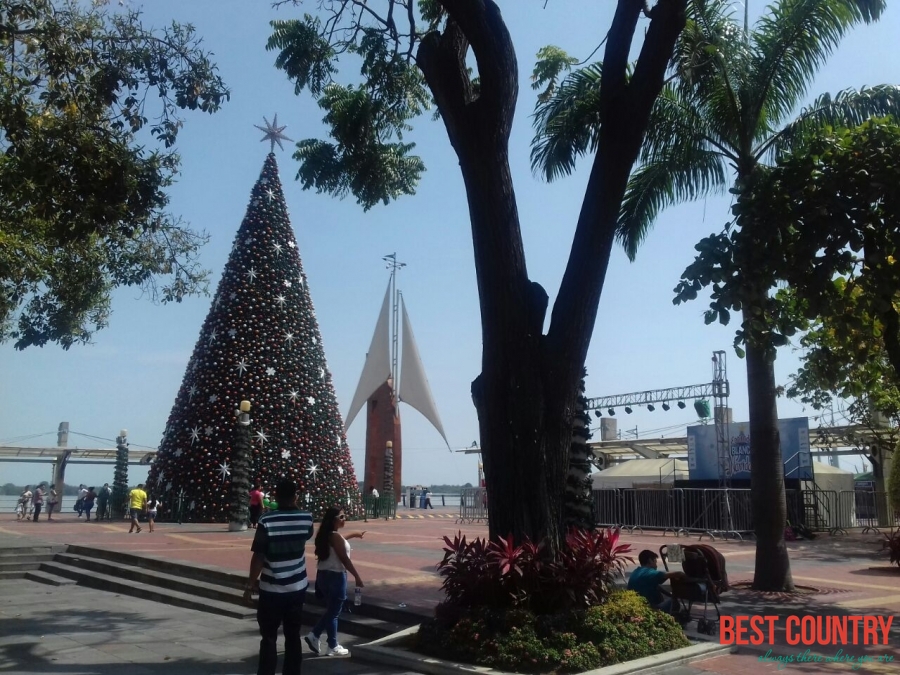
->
<box><xmin>344</xmin><ymin>282</ymin><xmax>392</xmax><ymax>432</ymax></box>
<box><xmin>399</xmin><ymin>297</ymin><xmax>449</xmax><ymax>445</ymax></box>
<box><xmin>344</xmin><ymin>276</ymin><xmax>450</xmax><ymax>450</ymax></box>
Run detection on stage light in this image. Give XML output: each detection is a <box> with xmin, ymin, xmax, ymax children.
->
<box><xmin>677</xmin><ymin>401</ymin><xmax>686</xmax><ymax>409</ymax></box>
<box><xmin>608</xmin><ymin>408</ymin><xmax>615</xmax><ymax>416</ymax></box>
<box><xmin>662</xmin><ymin>402</ymin><xmax>671</xmax><ymax>411</ymax></box>
<box><xmin>594</xmin><ymin>410</ymin><xmax>603</xmax><ymax>418</ymax></box>
<box><xmin>647</xmin><ymin>404</ymin><xmax>655</xmax><ymax>412</ymax></box>
<box><xmin>624</xmin><ymin>406</ymin><xmax>633</xmax><ymax>414</ymax></box>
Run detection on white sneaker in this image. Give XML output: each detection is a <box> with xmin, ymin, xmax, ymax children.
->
<box><xmin>304</xmin><ymin>632</ymin><xmax>321</xmax><ymax>655</ymax></box>
<box><xmin>327</xmin><ymin>645</ymin><xmax>349</xmax><ymax>657</ymax></box>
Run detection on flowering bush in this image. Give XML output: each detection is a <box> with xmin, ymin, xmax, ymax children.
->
<box><xmin>436</xmin><ymin>527</ymin><xmax>632</xmax><ymax>614</ymax></box>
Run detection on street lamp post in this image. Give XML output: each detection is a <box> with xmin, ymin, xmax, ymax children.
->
<box><xmin>229</xmin><ymin>401</ymin><xmax>253</xmax><ymax>532</ymax></box>
<box><xmin>112</xmin><ymin>430</ymin><xmax>129</xmax><ymax>519</ymax></box>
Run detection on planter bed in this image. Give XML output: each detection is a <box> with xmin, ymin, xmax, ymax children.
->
<box><xmin>353</xmin><ymin>625</ymin><xmax>733</xmax><ymax>675</ymax></box>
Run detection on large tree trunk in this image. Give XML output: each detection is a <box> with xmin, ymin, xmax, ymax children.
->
<box><xmin>419</xmin><ymin>0</ymin><xmax>686</xmax><ymax>548</ymax></box>
<box><xmin>745</xmin><ymin>315</ymin><xmax>795</xmax><ymax>592</ymax></box>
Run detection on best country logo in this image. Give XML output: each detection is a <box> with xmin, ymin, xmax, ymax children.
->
<box><xmin>720</xmin><ymin>615</ymin><xmax>893</xmax><ymax>646</ymax></box>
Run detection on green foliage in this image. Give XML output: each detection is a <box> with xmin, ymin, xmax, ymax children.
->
<box><xmin>0</xmin><ymin>0</ymin><xmax>229</xmax><ymax>349</ymax></box>
<box><xmin>268</xmin><ymin>6</ymin><xmax>432</xmax><ymax>210</ymax></box>
<box><xmin>531</xmin><ymin>46</ymin><xmax>578</xmax><ymax>105</ymax></box>
<box><xmin>416</xmin><ymin>592</ymin><xmax>689</xmax><ymax>673</ymax></box>
<box><xmin>742</xmin><ymin>119</ymin><xmax>900</xmax><ymax>417</ymax></box>
<box><xmin>531</xmin><ymin>62</ymin><xmax>604</xmax><ymax>182</ymax></box>
<box><xmin>532</xmin><ymin>0</ymin><xmax>895</xmax><ymax>269</ymax></box>
<box><xmin>660</xmin><ymin>6</ymin><xmax>898</xmax><ymax>360</ymax></box>
<box><xmin>580</xmin><ymin>591</ymin><xmax>690</xmax><ymax>663</ymax></box>
<box><xmin>890</xmin><ymin>452</ymin><xmax>900</xmax><ymax>515</ymax></box>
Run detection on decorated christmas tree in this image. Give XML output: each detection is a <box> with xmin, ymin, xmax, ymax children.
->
<box><xmin>148</xmin><ymin>121</ymin><xmax>361</xmax><ymax>521</ymax></box>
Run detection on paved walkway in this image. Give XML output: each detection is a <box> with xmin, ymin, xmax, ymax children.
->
<box><xmin>0</xmin><ymin>579</ymin><xmax>414</xmax><ymax>675</ymax></box>
<box><xmin>2</xmin><ymin>510</ymin><xmax>900</xmax><ymax>674</ymax></box>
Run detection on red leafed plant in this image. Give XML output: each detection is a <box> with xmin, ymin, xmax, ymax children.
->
<box><xmin>436</xmin><ymin>528</ymin><xmax>632</xmax><ymax>614</ymax></box>
<box><xmin>552</xmin><ymin>527</ymin><xmax>633</xmax><ymax>609</ymax></box>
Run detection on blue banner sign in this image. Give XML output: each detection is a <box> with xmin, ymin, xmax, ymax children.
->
<box><xmin>686</xmin><ymin>417</ymin><xmax>812</xmax><ymax>481</ymax></box>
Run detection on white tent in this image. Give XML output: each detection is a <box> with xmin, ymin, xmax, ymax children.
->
<box><xmin>591</xmin><ymin>459</ymin><xmax>688</xmax><ymax>490</ymax></box>
<box><xmin>807</xmin><ymin>461</ymin><xmax>856</xmax><ymax>530</ymax></box>
<box><xmin>809</xmin><ymin>461</ymin><xmax>855</xmax><ymax>494</ymax></box>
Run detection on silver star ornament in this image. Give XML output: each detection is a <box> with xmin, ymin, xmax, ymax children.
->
<box><xmin>255</xmin><ymin>114</ymin><xmax>294</xmax><ymax>152</ymax></box>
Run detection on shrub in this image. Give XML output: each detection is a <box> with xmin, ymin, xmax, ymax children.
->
<box><xmin>578</xmin><ymin>591</ymin><xmax>690</xmax><ymax>663</ymax></box>
<box><xmin>415</xmin><ymin>592</ymin><xmax>690</xmax><ymax>673</ymax></box>
<box><xmin>436</xmin><ymin>528</ymin><xmax>632</xmax><ymax>614</ymax></box>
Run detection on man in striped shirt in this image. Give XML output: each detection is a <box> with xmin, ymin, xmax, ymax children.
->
<box><xmin>244</xmin><ymin>479</ymin><xmax>314</xmax><ymax>675</ymax></box>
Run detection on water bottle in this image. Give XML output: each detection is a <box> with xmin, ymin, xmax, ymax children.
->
<box><xmin>354</xmin><ymin>587</ymin><xmax>362</xmax><ymax>606</ymax></box>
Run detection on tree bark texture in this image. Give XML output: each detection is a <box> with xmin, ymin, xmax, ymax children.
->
<box><xmin>420</xmin><ymin>0</ymin><xmax>686</xmax><ymax>547</ymax></box>
<box><xmin>744</xmin><ymin>313</ymin><xmax>795</xmax><ymax>592</ymax></box>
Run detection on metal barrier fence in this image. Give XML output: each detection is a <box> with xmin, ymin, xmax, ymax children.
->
<box><xmin>362</xmin><ymin>492</ymin><xmax>397</xmax><ymax>521</ymax></box>
<box><xmin>458</xmin><ymin>487</ymin><xmax>488</xmax><ymax>523</ymax></box>
<box><xmin>593</xmin><ymin>487</ymin><xmax>899</xmax><ymax>538</ymax></box>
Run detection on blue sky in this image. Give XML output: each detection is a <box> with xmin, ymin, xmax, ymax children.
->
<box><xmin>1</xmin><ymin>1</ymin><xmax>894</xmax><ymax>488</ymax></box>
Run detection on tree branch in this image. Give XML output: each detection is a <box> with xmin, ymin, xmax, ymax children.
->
<box><xmin>438</xmin><ymin>0</ymin><xmax>518</xmax><ymax>139</ymax></box>
<box><xmin>416</xmin><ymin>17</ymin><xmax>472</xmax><ymax>151</ymax></box>
<box><xmin>600</xmin><ymin>0</ymin><xmax>642</xmax><ymax>116</ymax></box>
<box><xmin>629</xmin><ymin>0</ymin><xmax>686</xmax><ymax>120</ymax></box>
<box><xmin>547</xmin><ymin>0</ymin><xmax>686</xmax><ymax>380</ymax></box>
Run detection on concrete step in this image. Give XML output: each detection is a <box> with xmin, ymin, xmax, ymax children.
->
<box><xmin>65</xmin><ymin>545</ymin><xmax>244</xmax><ymax>589</ymax></box>
<box><xmin>62</xmin><ymin>544</ymin><xmax>426</xmax><ymax>628</ymax></box>
<box><xmin>0</xmin><ymin>560</ymin><xmax>44</xmax><ymax>572</ymax></box>
<box><xmin>54</xmin><ymin>551</ymin><xmax>246</xmax><ymax>606</ymax></box>
<box><xmin>0</xmin><ymin>571</ymin><xmax>26</xmax><ymax>580</ymax></box>
<box><xmin>38</xmin><ymin>560</ymin><xmax>257</xmax><ymax>620</ymax></box>
<box><xmin>0</xmin><ymin>546</ymin><xmax>62</xmax><ymax>558</ymax></box>
<box><xmin>25</xmin><ymin>570</ymin><xmax>77</xmax><ymax>586</ymax></box>
<box><xmin>46</xmin><ymin>552</ymin><xmax>410</xmax><ymax>638</ymax></box>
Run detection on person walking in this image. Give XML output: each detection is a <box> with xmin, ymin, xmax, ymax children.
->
<box><xmin>82</xmin><ymin>487</ymin><xmax>96</xmax><ymax>521</ymax></box>
<box><xmin>146</xmin><ymin>496</ymin><xmax>161</xmax><ymax>532</ymax></box>
<box><xmin>243</xmin><ymin>479</ymin><xmax>314</xmax><ymax>675</ymax></box>
<box><xmin>249</xmin><ymin>485</ymin><xmax>264</xmax><ymax>529</ymax></box>
<box><xmin>305</xmin><ymin>507</ymin><xmax>365</xmax><ymax>658</ymax></box>
<box><xmin>128</xmin><ymin>484</ymin><xmax>148</xmax><ymax>533</ymax></box>
<box><xmin>369</xmin><ymin>486</ymin><xmax>379</xmax><ymax>519</ymax></box>
<box><xmin>96</xmin><ymin>484</ymin><xmax>111</xmax><ymax>521</ymax></box>
<box><xmin>46</xmin><ymin>485</ymin><xmax>59</xmax><ymax>521</ymax></box>
<box><xmin>17</xmin><ymin>487</ymin><xmax>32</xmax><ymax>521</ymax></box>
<box><xmin>424</xmin><ymin>489</ymin><xmax>434</xmax><ymax>509</ymax></box>
<box><xmin>76</xmin><ymin>484</ymin><xmax>88</xmax><ymax>517</ymax></box>
<box><xmin>31</xmin><ymin>484</ymin><xmax>45</xmax><ymax>522</ymax></box>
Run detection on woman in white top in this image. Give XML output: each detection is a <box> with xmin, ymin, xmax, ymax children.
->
<box><xmin>305</xmin><ymin>507</ymin><xmax>365</xmax><ymax>657</ymax></box>
<box><xmin>146</xmin><ymin>498</ymin><xmax>161</xmax><ymax>533</ymax></box>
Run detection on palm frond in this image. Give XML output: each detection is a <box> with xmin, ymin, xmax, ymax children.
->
<box><xmin>749</xmin><ymin>0</ymin><xmax>886</xmax><ymax>134</ymax></box>
<box><xmin>760</xmin><ymin>85</ymin><xmax>900</xmax><ymax>160</ymax></box>
<box><xmin>672</xmin><ymin>0</ymin><xmax>752</xmax><ymax>152</ymax></box>
<box><xmin>530</xmin><ymin>63</ymin><xmax>603</xmax><ymax>181</ymax></box>
<box><xmin>618</xmin><ymin>146</ymin><xmax>729</xmax><ymax>261</ymax></box>
<box><xmin>642</xmin><ymin>83</ymin><xmax>737</xmax><ymax>166</ymax></box>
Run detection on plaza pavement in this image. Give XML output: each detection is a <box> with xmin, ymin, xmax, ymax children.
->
<box><xmin>1</xmin><ymin>506</ymin><xmax>900</xmax><ymax>674</ymax></box>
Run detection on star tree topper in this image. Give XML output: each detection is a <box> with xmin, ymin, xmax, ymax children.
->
<box><xmin>255</xmin><ymin>114</ymin><xmax>293</xmax><ymax>152</ymax></box>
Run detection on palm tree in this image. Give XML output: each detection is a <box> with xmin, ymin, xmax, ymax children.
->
<box><xmin>532</xmin><ymin>0</ymin><xmax>900</xmax><ymax>591</ymax></box>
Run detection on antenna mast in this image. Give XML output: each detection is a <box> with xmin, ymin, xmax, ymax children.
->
<box><xmin>383</xmin><ymin>253</ymin><xmax>406</xmax><ymax>383</ymax></box>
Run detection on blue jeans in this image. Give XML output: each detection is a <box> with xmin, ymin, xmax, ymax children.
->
<box><xmin>312</xmin><ymin>570</ymin><xmax>346</xmax><ymax>649</ymax></box>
